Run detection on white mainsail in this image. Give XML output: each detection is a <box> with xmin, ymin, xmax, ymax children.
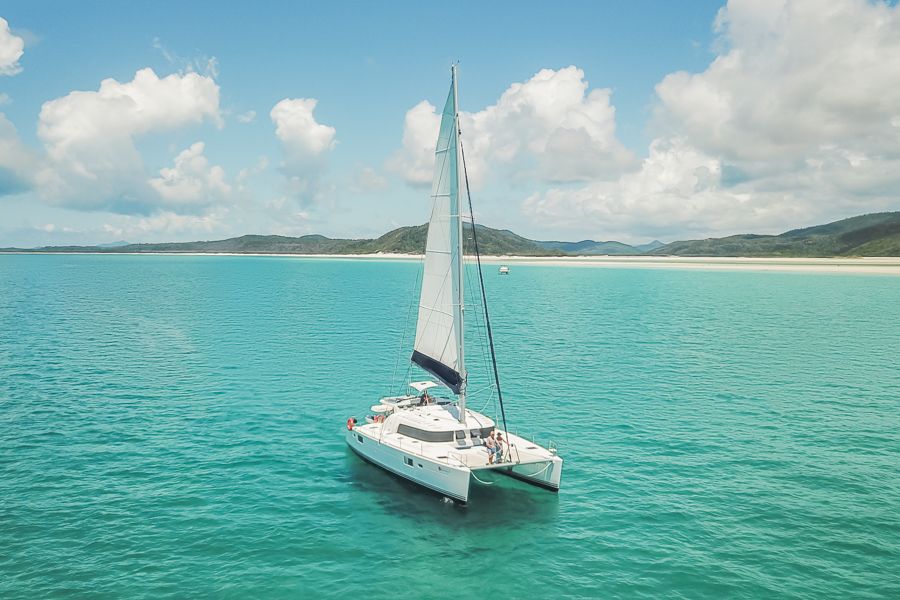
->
<box><xmin>411</xmin><ymin>67</ymin><xmax>466</xmax><ymax>401</ymax></box>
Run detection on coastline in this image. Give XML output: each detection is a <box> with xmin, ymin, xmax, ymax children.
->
<box><xmin>5</xmin><ymin>251</ymin><xmax>900</xmax><ymax>274</ymax></box>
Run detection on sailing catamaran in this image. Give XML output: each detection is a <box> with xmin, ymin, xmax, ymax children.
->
<box><xmin>345</xmin><ymin>66</ymin><xmax>562</xmax><ymax>504</ymax></box>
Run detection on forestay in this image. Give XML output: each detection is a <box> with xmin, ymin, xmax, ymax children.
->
<box><xmin>411</xmin><ymin>69</ymin><xmax>466</xmax><ymax>395</ymax></box>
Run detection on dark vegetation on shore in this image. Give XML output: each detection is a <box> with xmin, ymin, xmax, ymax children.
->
<box><xmin>3</xmin><ymin>212</ymin><xmax>898</xmax><ymax>257</ymax></box>
<box><xmin>649</xmin><ymin>212</ymin><xmax>900</xmax><ymax>257</ymax></box>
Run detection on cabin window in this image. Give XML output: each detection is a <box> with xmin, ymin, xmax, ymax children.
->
<box><xmin>404</xmin><ymin>457</ymin><xmax>414</xmax><ymax>467</ymax></box>
<box><xmin>357</xmin><ymin>434</ymin><xmax>363</xmax><ymax>443</ymax></box>
<box><xmin>397</xmin><ymin>424</ymin><xmax>454</xmax><ymax>443</ymax></box>
<box><xmin>455</xmin><ymin>430</ymin><xmax>466</xmax><ymax>441</ymax></box>
<box><xmin>472</xmin><ymin>427</ymin><xmax>494</xmax><ymax>439</ymax></box>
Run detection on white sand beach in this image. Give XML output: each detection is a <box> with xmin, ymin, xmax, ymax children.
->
<box><xmin>206</xmin><ymin>252</ymin><xmax>900</xmax><ymax>274</ymax></box>
<box><xmin>18</xmin><ymin>251</ymin><xmax>900</xmax><ymax>275</ymax></box>
<box><xmin>471</xmin><ymin>254</ymin><xmax>900</xmax><ymax>275</ymax></box>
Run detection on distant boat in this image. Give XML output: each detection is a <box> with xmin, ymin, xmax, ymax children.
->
<box><xmin>498</xmin><ymin>265</ymin><xmax>510</xmax><ymax>275</ymax></box>
<box><xmin>345</xmin><ymin>66</ymin><xmax>562</xmax><ymax>504</ymax></box>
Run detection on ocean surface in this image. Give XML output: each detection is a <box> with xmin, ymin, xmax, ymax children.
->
<box><xmin>1</xmin><ymin>255</ymin><xmax>898</xmax><ymax>599</ymax></box>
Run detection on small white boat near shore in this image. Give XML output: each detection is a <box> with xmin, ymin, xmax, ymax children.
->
<box><xmin>345</xmin><ymin>66</ymin><xmax>562</xmax><ymax>504</ymax></box>
<box><xmin>499</xmin><ymin>265</ymin><xmax>510</xmax><ymax>275</ymax></box>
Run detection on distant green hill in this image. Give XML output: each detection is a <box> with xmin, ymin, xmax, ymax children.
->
<box><xmin>651</xmin><ymin>212</ymin><xmax>900</xmax><ymax>257</ymax></box>
<box><xmin>535</xmin><ymin>239</ymin><xmax>639</xmax><ymax>255</ymax></box>
<box><xmin>4</xmin><ymin>212</ymin><xmax>898</xmax><ymax>257</ymax></box>
<box><xmin>634</xmin><ymin>240</ymin><xmax>665</xmax><ymax>253</ymax></box>
<box><xmin>348</xmin><ymin>224</ymin><xmax>564</xmax><ymax>256</ymax></box>
<box><xmin>4</xmin><ymin>224</ymin><xmax>563</xmax><ymax>257</ymax></box>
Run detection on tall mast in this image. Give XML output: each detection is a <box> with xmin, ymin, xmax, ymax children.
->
<box><xmin>459</xmin><ymin>135</ymin><xmax>510</xmax><ymax>438</ymax></box>
<box><xmin>452</xmin><ymin>64</ymin><xmax>466</xmax><ymax>424</ymax></box>
<box><xmin>410</xmin><ymin>65</ymin><xmax>467</xmax><ymax>413</ymax></box>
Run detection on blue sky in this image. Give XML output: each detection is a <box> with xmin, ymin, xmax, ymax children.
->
<box><xmin>1</xmin><ymin>1</ymin><xmax>899</xmax><ymax>246</ymax></box>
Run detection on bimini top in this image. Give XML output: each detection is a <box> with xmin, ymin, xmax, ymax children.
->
<box><xmin>409</xmin><ymin>381</ymin><xmax>441</xmax><ymax>393</ymax></box>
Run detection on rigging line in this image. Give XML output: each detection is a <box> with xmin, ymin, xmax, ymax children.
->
<box><xmin>391</xmin><ymin>253</ymin><xmax>424</xmax><ymax>395</ymax></box>
<box><xmin>467</xmin><ymin>280</ymin><xmax>496</xmax><ymax>419</ymax></box>
<box><xmin>458</xmin><ymin>132</ymin><xmax>510</xmax><ymax>438</ymax></box>
<box><xmin>402</xmin><ymin>361</ymin><xmax>413</xmax><ymax>393</ymax></box>
<box><xmin>466</xmin><ymin>260</ymin><xmax>491</xmax><ymax>363</ymax></box>
<box><xmin>461</xmin><ymin>262</ymin><xmax>489</xmax><ymax>386</ymax></box>
<box><xmin>463</xmin><ymin>260</ymin><xmax>492</xmax><ymax>384</ymax></box>
<box><xmin>474</xmin><ymin>386</ymin><xmax>498</xmax><ymax>413</ymax></box>
<box><xmin>464</xmin><ymin>221</ymin><xmax>498</xmax><ymax>420</ymax></box>
<box><xmin>460</xmin><ymin>176</ymin><xmax>496</xmax><ymax>418</ymax></box>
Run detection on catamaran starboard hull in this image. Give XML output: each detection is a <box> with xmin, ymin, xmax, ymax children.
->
<box><xmin>501</xmin><ymin>457</ymin><xmax>563</xmax><ymax>491</ymax></box>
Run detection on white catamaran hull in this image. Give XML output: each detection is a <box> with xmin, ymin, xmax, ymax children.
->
<box><xmin>346</xmin><ymin>428</ymin><xmax>472</xmax><ymax>503</ymax></box>
<box><xmin>502</xmin><ymin>456</ymin><xmax>563</xmax><ymax>491</ymax></box>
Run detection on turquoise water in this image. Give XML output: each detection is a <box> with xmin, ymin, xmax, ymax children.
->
<box><xmin>1</xmin><ymin>255</ymin><xmax>898</xmax><ymax>599</ymax></box>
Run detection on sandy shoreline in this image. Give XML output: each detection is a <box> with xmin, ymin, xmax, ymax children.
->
<box><xmin>5</xmin><ymin>251</ymin><xmax>900</xmax><ymax>274</ymax></box>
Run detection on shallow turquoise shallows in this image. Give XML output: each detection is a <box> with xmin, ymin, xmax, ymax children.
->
<box><xmin>1</xmin><ymin>255</ymin><xmax>899</xmax><ymax>599</ymax></box>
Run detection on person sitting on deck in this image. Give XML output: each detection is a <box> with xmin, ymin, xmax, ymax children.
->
<box><xmin>495</xmin><ymin>432</ymin><xmax>506</xmax><ymax>463</ymax></box>
<box><xmin>419</xmin><ymin>391</ymin><xmax>431</xmax><ymax>406</ymax></box>
<box><xmin>485</xmin><ymin>431</ymin><xmax>497</xmax><ymax>464</ymax></box>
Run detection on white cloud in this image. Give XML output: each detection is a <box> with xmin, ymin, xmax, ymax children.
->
<box><xmin>270</xmin><ymin>97</ymin><xmax>336</xmax><ymax>205</ymax></box>
<box><xmin>351</xmin><ymin>166</ymin><xmax>389</xmax><ymax>193</ymax></box>
<box><xmin>35</xmin><ymin>67</ymin><xmax>222</xmax><ymax>212</ymax></box>
<box><xmin>0</xmin><ymin>18</ymin><xmax>24</xmax><ymax>76</ymax></box>
<box><xmin>524</xmin><ymin>0</ymin><xmax>900</xmax><ymax>239</ymax></box>
<box><xmin>524</xmin><ymin>138</ymin><xmax>772</xmax><ymax>240</ymax></box>
<box><xmin>148</xmin><ymin>142</ymin><xmax>230</xmax><ymax>209</ymax></box>
<box><xmin>270</xmin><ymin>98</ymin><xmax>336</xmax><ymax>171</ymax></box>
<box><xmin>237</xmin><ymin>110</ymin><xmax>256</xmax><ymax>123</ymax></box>
<box><xmin>656</xmin><ymin>0</ymin><xmax>900</xmax><ymax>167</ymax></box>
<box><xmin>152</xmin><ymin>37</ymin><xmax>219</xmax><ymax>79</ymax></box>
<box><xmin>261</xmin><ymin>195</ymin><xmax>312</xmax><ymax>236</ymax></box>
<box><xmin>38</xmin><ymin>223</ymin><xmax>75</xmax><ymax>234</ymax></box>
<box><xmin>102</xmin><ymin>210</ymin><xmax>226</xmax><ymax>240</ymax></box>
<box><xmin>388</xmin><ymin>100</ymin><xmax>442</xmax><ymax>185</ymax></box>
<box><xmin>0</xmin><ymin>112</ymin><xmax>36</xmax><ymax>195</ymax></box>
<box><xmin>390</xmin><ymin>66</ymin><xmax>636</xmax><ymax>188</ymax></box>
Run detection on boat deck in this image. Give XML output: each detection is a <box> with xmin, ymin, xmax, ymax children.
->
<box><xmin>354</xmin><ymin>423</ymin><xmax>556</xmax><ymax>470</ymax></box>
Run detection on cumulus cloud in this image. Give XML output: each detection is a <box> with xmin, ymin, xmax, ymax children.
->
<box><xmin>0</xmin><ymin>18</ymin><xmax>24</xmax><ymax>76</ymax></box>
<box><xmin>102</xmin><ymin>209</ymin><xmax>226</xmax><ymax>240</ymax></box>
<box><xmin>525</xmin><ymin>138</ymin><xmax>767</xmax><ymax>239</ymax></box>
<box><xmin>390</xmin><ymin>66</ymin><xmax>636</xmax><ymax>188</ymax></box>
<box><xmin>657</xmin><ymin>0</ymin><xmax>900</xmax><ymax>168</ymax></box>
<box><xmin>270</xmin><ymin>97</ymin><xmax>336</xmax><ymax>204</ymax></box>
<box><xmin>388</xmin><ymin>100</ymin><xmax>442</xmax><ymax>185</ymax></box>
<box><xmin>152</xmin><ymin>37</ymin><xmax>219</xmax><ymax>79</ymax></box>
<box><xmin>261</xmin><ymin>195</ymin><xmax>313</xmax><ymax>236</ymax></box>
<box><xmin>148</xmin><ymin>142</ymin><xmax>230</xmax><ymax>209</ymax></box>
<box><xmin>0</xmin><ymin>113</ymin><xmax>37</xmax><ymax>195</ymax></box>
<box><xmin>525</xmin><ymin>0</ymin><xmax>900</xmax><ymax>239</ymax></box>
<box><xmin>270</xmin><ymin>98</ymin><xmax>336</xmax><ymax>172</ymax></box>
<box><xmin>36</xmin><ymin>67</ymin><xmax>222</xmax><ymax>212</ymax></box>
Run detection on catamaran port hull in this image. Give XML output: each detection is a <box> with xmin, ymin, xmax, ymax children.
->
<box><xmin>346</xmin><ymin>428</ymin><xmax>472</xmax><ymax>503</ymax></box>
